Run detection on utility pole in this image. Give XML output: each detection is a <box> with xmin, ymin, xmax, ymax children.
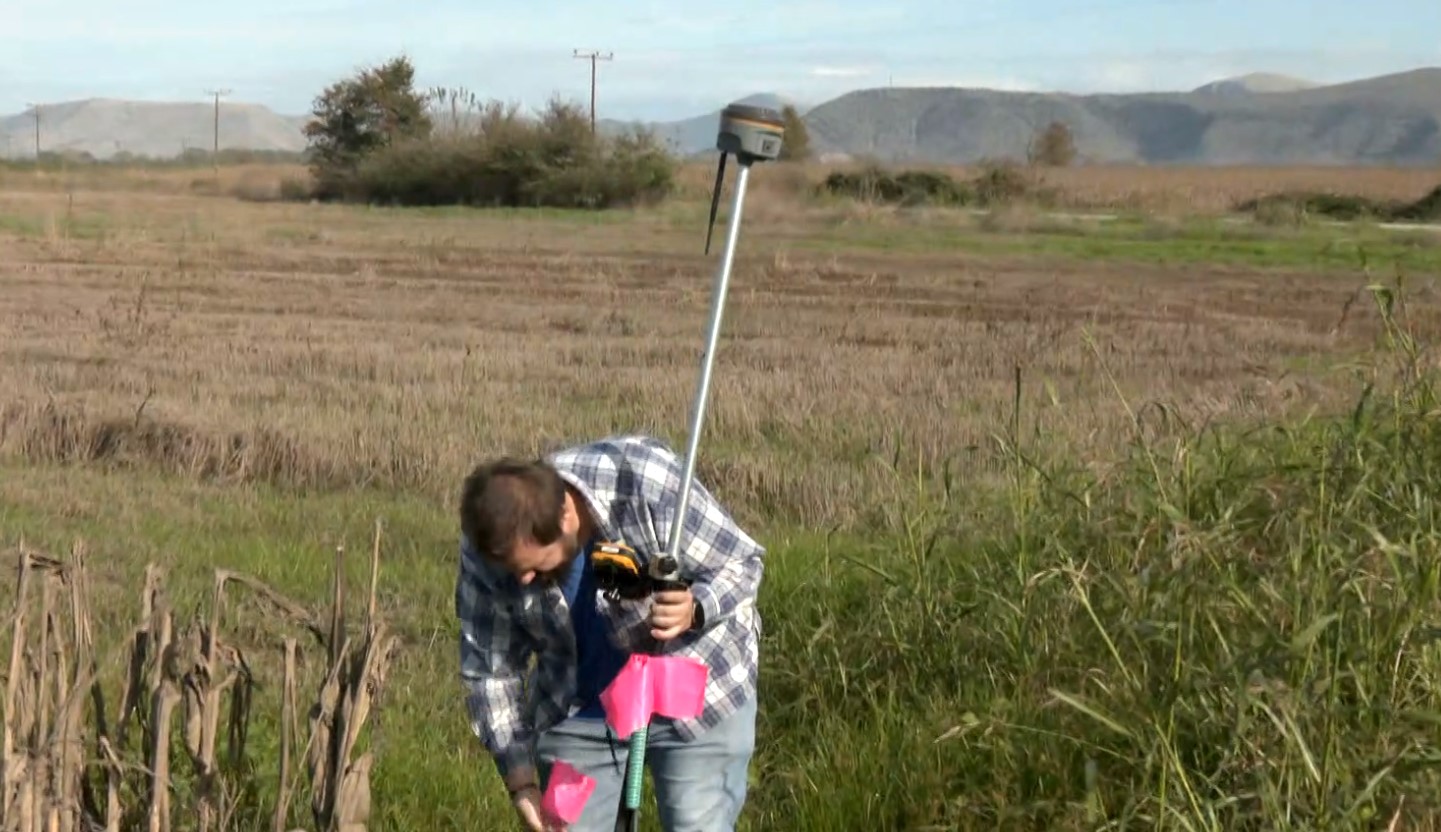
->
<box><xmin>204</xmin><ymin>88</ymin><xmax>231</xmax><ymax>168</ymax></box>
<box><xmin>571</xmin><ymin>49</ymin><xmax>612</xmax><ymax>133</ymax></box>
<box><xmin>23</xmin><ymin>102</ymin><xmax>39</xmax><ymax>159</ymax></box>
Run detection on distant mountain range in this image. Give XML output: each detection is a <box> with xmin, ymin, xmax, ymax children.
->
<box><xmin>4</xmin><ymin>67</ymin><xmax>1439</xmax><ymax>166</ymax></box>
<box><xmin>797</xmin><ymin>68</ymin><xmax>1441</xmax><ymax>166</ymax></box>
<box><xmin>0</xmin><ymin>98</ymin><xmax>309</xmax><ymax>160</ymax></box>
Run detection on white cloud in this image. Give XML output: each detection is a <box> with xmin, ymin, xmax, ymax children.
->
<box><xmin>810</xmin><ymin>66</ymin><xmax>877</xmax><ymax>78</ymax></box>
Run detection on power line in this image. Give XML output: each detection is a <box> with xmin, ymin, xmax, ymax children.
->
<box><xmin>572</xmin><ymin>49</ymin><xmax>613</xmax><ymax>133</ymax></box>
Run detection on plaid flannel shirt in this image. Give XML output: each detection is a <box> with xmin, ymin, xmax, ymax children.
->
<box><xmin>455</xmin><ymin>434</ymin><xmax>766</xmax><ymax>778</ymax></box>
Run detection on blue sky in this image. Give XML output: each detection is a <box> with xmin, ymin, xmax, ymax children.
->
<box><xmin>1</xmin><ymin>0</ymin><xmax>1436</xmax><ymax>120</ymax></box>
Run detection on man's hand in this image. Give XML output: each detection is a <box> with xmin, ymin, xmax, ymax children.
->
<box><xmin>511</xmin><ymin>785</ymin><xmax>564</xmax><ymax>831</ymax></box>
<box><xmin>649</xmin><ymin>587</ymin><xmax>696</xmax><ymax>641</ymax></box>
<box><xmin>505</xmin><ymin>765</ymin><xmax>564</xmax><ymax>831</ymax></box>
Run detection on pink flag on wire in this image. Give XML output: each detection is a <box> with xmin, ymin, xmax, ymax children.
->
<box><xmin>542</xmin><ymin>760</ymin><xmax>596</xmax><ymax>826</ymax></box>
<box><xmin>599</xmin><ymin>653</ymin><xmax>709</xmax><ymax>739</ymax></box>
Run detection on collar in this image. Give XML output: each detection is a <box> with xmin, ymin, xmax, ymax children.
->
<box><xmin>553</xmin><ymin>469</ymin><xmax>620</xmax><ymax>543</ymax></box>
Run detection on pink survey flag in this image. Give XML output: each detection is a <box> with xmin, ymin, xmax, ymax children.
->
<box><xmin>542</xmin><ymin>761</ymin><xmax>596</xmax><ymax>825</ymax></box>
<box><xmin>599</xmin><ymin>653</ymin><xmax>709</xmax><ymax>739</ymax></box>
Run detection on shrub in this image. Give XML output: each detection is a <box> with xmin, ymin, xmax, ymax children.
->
<box><xmin>1239</xmin><ymin>192</ymin><xmax>1393</xmax><ymax>222</ymax></box>
<box><xmin>523</xmin><ymin>125</ymin><xmax>676</xmax><ymax>209</ymax></box>
<box><xmin>819</xmin><ymin>160</ymin><xmax>1044</xmax><ymax>208</ymax></box>
<box><xmin>970</xmin><ymin>160</ymin><xmax>1032</xmax><ymax>206</ymax></box>
<box><xmin>1237</xmin><ymin>185</ymin><xmax>1441</xmax><ymax>224</ymax></box>
<box><xmin>346</xmin><ymin>99</ymin><xmax>676</xmax><ymax>209</ymax></box>
<box><xmin>821</xmin><ymin>164</ymin><xmax>973</xmax><ymax>206</ymax></box>
<box><xmin>278</xmin><ymin>176</ymin><xmax>313</xmax><ymax>202</ymax></box>
<box><xmin>299</xmin><ymin>59</ymin><xmax>677</xmax><ymax>210</ymax></box>
<box><xmin>1394</xmin><ymin>184</ymin><xmax>1441</xmax><ymax>222</ymax></box>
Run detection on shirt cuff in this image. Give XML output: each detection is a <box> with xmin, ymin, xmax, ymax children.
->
<box><xmin>690</xmin><ymin>582</ymin><xmax>726</xmax><ymax>631</ymax></box>
<box><xmin>493</xmin><ymin>739</ymin><xmax>536</xmax><ymax>780</ymax></box>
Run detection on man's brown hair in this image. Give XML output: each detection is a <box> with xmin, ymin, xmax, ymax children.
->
<box><xmin>458</xmin><ymin>456</ymin><xmax>566</xmax><ymax>562</ymax></box>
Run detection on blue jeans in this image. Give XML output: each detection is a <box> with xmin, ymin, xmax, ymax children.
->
<box><xmin>536</xmin><ymin>695</ymin><xmax>757</xmax><ymax>832</ymax></box>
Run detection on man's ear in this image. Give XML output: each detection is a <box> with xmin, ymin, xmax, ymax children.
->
<box><xmin>561</xmin><ymin>490</ymin><xmax>579</xmax><ymax>531</ymax></box>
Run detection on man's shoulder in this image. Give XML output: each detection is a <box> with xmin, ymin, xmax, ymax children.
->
<box><xmin>546</xmin><ymin>433</ymin><xmax>681</xmax><ymax>474</ymax></box>
<box><xmin>546</xmin><ymin>434</ymin><xmax>683</xmax><ymax>502</ymax></box>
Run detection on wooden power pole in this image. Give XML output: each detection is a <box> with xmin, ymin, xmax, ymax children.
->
<box><xmin>23</xmin><ymin>102</ymin><xmax>39</xmax><ymax>158</ymax></box>
<box><xmin>571</xmin><ymin>49</ymin><xmax>612</xmax><ymax>133</ymax></box>
<box><xmin>204</xmin><ymin>88</ymin><xmax>231</xmax><ymax>165</ymax></box>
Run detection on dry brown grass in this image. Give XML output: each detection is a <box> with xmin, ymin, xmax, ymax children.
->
<box><xmin>6</xmin><ymin>159</ymin><xmax>1435</xmax><ymax>218</ymax></box>
<box><xmin>0</xmin><ymin>180</ymin><xmax>1430</xmax><ymax>531</ymax></box>
<box><xmin>948</xmin><ymin>163</ymin><xmax>1433</xmax><ymax>214</ymax></box>
<box><xmin>0</xmin><ymin>526</ymin><xmax>394</xmax><ymax>832</ymax></box>
<box><xmin>669</xmin><ymin>159</ymin><xmax>1439</xmax><ymax>214</ymax></box>
<box><xmin>0</xmin><ymin>164</ymin><xmax>309</xmax><ymax>202</ymax></box>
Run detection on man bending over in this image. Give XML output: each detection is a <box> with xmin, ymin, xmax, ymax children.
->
<box><xmin>454</xmin><ymin>434</ymin><xmax>766</xmax><ymax>831</ymax></box>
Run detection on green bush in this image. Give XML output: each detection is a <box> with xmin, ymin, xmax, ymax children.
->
<box><xmin>970</xmin><ymin>160</ymin><xmax>1033</xmax><ymax>206</ymax></box>
<box><xmin>821</xmin><ymin>164</ymin><xmax>973</xmax><ymax>206</ymax></box>
<box><xmin>1239</xmin><ymin>192</ymin><xmax>1393</xmax><ymax>222</ymax></box>
<box><xmin>278</xmin><ymin>177</ymin><xmax>313</xmax><ymax>202</ymax></box>
<box><xmin>344</xmin><ymin>100</ymin><xmax>676</xmax><ymax>209</ymax></box>
<box><xmin>820</xmin><ymin>160</ymin><xmax>1039</xmax><ymax>208</ymax></box>
<box><xmin>1238</xmin><ymin>185</ymin><xmax>1441</xmax><ymax>224</ymax></box>
<box><xmin>1394</xmin><ymin>184</ymin><xmax>1441</xmax><ymax>222</ymax></box>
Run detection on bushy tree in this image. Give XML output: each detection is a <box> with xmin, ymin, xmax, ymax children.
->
<box><xmin>303</xmin><ymin>55</ymin><xmax>433</xmax><ymax>199</ymax></box>
<box><xmin>1028</xmin><ymin>120</ymin><xmax>1077</xmax><ymax>167</ymax></box>
<box><xmin>778</xmin><ymin>105</ymin><xmax>811</xmax><ymax>161</ymax></box>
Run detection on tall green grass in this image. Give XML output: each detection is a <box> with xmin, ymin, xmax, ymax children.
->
<box><xmin>752</xmin><ymin>282</ymin><xmax>1441</xmax><ymax>829</ymax></box>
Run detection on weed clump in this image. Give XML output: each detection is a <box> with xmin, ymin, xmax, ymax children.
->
<box><xmin>1239</xmin><ymin>183</ymin><xmax>1441</xmax><ymax>224</ymax></box>
<box><xmin>821</xmin><ymin>165</ymin><xmax>973</xmax><ymax>206</ymax></box>
<box><xmin>821</xmin><ymin>160</ymin><xmax>1041</xmax><ymax>208</ymax></box>
<box><xmin>969</xmin><ymin>160</ymin><xmax>1033</xmax><ymax>205</ymax></box>
<box><xmin>1394</xmin><ymin>183</ymin><xmax>1441</xmax><ymax>222</ymax></box>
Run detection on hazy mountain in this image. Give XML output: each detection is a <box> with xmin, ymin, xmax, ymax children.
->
<box><xmin>803</xmin><ymin>67</ymin><xmax>1441</xmax><ymax>165</ymax></box>
<box><xmin>0</xmin><ymin>98</ymin><xmax>309</xmax><ymax>160</ymax></box>
<box><xmin>4</xmin><ymin>67</ymin><xmax>1439</xmax><ymax>165</ymax></box>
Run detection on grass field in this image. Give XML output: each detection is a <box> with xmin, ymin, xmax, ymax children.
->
<box><xmin>4</xmin><ymin>164</ymin><xmax>1441</xmax><ymax>830</ymax></box>
<box><xmin>4</xmin><ymin>158</ymin><xmax>1438</xmax><ymax>216</ymax></box>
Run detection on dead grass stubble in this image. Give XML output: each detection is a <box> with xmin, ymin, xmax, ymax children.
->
<box><xmin>0</xmin><ymin>523</ymin><xmax>396</xmax><ymax>832</ymax></box>
<box><xmin>0</xmin><ymin>190</ymin><xmax>1421</xmax><ymax>531</ymax></box>
<box><xmin>6</xmin><ymin>161</ymin><xmax>1435</xmax><ymax>218</ymax></box>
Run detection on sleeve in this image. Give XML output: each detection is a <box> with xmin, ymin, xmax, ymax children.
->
<box><xmin>655</xmin><ymin>474</ymin><xmax>766</xmax><ymax>632</ymax></box>
<box><xmin>455</xmin><ymin>538</ymin><xmax>537</xmax><ymax>779</ymax></box>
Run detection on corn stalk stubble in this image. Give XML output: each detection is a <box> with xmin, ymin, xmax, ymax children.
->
<box><xmin>0</xmin><ymin>524</ymin><xmax>396</xmax><ymax>832</ymax></box>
